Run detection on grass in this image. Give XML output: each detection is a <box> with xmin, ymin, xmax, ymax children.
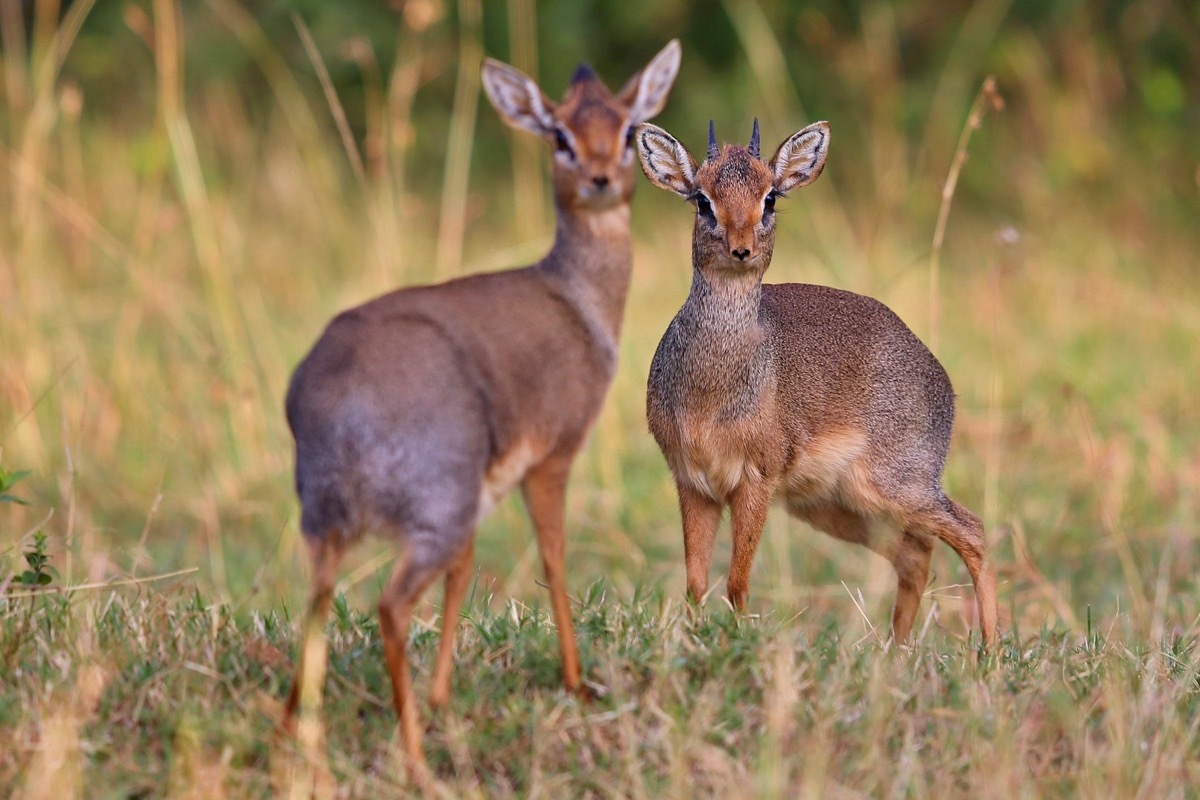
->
<box><xmin>2</xmin><ymin>0</ymin><xmax>1200</xmax><ymax>797</ymax></box>
<box><xmin>3</xmin><ymin>586</ymin><xmax>1199</xmax><ymax>797</ymax></box>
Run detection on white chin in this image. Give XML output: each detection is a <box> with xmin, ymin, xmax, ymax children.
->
<box><xmin>578</xmin><ymin>191</ymin><xmax>621</xmax><ymax>209</ymax></box>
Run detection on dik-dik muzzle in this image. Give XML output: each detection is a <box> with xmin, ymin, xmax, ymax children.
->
<box><xmin>552</xmin><ymin>70</ymin><xmax>635</xmax><ymax>208</ymax></box>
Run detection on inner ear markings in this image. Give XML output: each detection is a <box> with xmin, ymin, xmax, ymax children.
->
<box><xmin>636</xmin><ymin>123</ymin><xmax>696</xmax><ymax>197</ymax></box>
<box><xmin>481</xmin><ymin>59</ymin><xmax>557</xmax><ymax>138</ymax></box>
<box><xmin>770</xmin><ymin>121</ymin><xmax>830</xmax><ymax>194</ymax></box>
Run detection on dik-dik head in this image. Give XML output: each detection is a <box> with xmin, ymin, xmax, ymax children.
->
<box><xmin>482</xmin><ymin>41</ymin><xmax>681</xmax><ymax>212</ymax></box>
<box><xmin>637</xmin><ymin>119</ymin><xmax>830</xmax><ymax>271</ymax></box>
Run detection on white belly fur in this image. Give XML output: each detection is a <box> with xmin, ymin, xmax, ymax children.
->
<box><xmin>678</xmin><ymin>449</ymin><xmax>760</xmax><ymax>501</ymax></box>
<box><xmin>676</xmin><ymin>428</ymin><xmax>869</xmax><ymax>506</ymax></box>
<box><xmin>476</xmin><ymin>439</ymin><xmax>539</xmax><ymax>523</ymax></box>
<box><xmin>782</xmin><ymin>429</ymin><xmax>869</xmax><ymax>505</ymax></box>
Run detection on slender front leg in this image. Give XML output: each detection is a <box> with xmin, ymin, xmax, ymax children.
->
<box><xmin>677</xmin><ymin>482</ymin><xmax>723</xmax><ymax>605</ymax></box>
<box><xmin>522</xmin><ymin>456</ymin><xmax>582</xmax><ymax>693</ymax></box>
<box><xmin>726</xmin><ymin>481</ymin><xmax>774</xmax><ymax>611</ymax></box>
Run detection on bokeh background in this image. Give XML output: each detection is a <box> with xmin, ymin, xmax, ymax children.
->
<box><xmin>1</xmin><ymin>0</ymin><xmax>1198</xmax><ymax>636</ymax></box>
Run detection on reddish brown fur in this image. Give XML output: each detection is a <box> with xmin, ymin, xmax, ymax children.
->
<box><xmin>637</xmin><ymin>121</ymin><xmax>997</xmax><ymax>644</ymax></box>
<box><xmin>281</xmin><ymin>42</ymin><xmax>680</xmax><ymax>767</ymax></box>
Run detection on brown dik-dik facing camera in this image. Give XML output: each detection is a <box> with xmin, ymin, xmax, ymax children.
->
<box><xmin>637</xmin><ymin>120</ymin><xmax>998</xmax><ymax>645</ymax></box>
<box><xmin>281</xmin><ymin>40</ymin><xmax>680</xmax><ymax>770</ymax></box>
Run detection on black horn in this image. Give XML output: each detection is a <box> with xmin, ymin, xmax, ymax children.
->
<box><xmin>707</xmin><ymin>119</ymin><xmax>718</xmax><ymax>161</ymax></box>
<box><xmin>748</xmin><ymin>117</ymin><xmax>760</xmax><ymax>159</ymax></box>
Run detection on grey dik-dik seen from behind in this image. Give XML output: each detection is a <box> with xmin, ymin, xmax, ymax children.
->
<box><xmin>635</xmin><ymin>119</ymin><xmax>997</xmax><ymax>644</ymax></box>
<box><xmin>281</xmin><ymin>40</ymin><xmax>681</xmax><ymax>764</ymax></box>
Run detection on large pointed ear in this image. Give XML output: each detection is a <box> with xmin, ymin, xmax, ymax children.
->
<box><xmin>636</xmin><ymin>123</ymin><xmax>696</xmax><ymax>197</ymax></box>
<box><xmin>481</xmin><ymin>58</ymin><xmax>556</xmax><ymax>137</ymax></box>
<box><xmin>769</xmin><ymin>121</ymin><xmax>830</xmax><ymax>193</ymax></box>
<box><xmin>617</xmin><ymin>39</ymin><xmax>682</xmax><ymax>125</ymax></box>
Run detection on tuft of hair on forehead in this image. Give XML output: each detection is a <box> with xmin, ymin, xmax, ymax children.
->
<box><xmin>570</xmin><ymin>63</ymin><xmax>599</xmax><ymax>86</ymax></box>
<box><xmin>706</xmin><ymin>145</ymin><xmax>771</xmax><ymax>187</ymax></box>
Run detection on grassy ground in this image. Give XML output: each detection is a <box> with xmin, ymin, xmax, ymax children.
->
<box><xmin>4</xmin><ymin>583</ymin><xmax>1200</xmax><ymax>798</ymax></box>
<box><xmin>2</xmin><ymin>2</ymin><xmax>1199</xmax><ymax>797</ymax></box>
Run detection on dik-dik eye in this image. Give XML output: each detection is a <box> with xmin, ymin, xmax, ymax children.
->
<box><xmin>763</xmin><ymin>190</ymin><xmax>778</xmax><ymax>215</ymax></box>
<box><xmin>554</xmin><ymin>128</ymin><xmax>575</xmax><ymax>159</ymax></box>
<box><xmin>624</xmin><ymin>126</ymin><xmax>636</xmax><ymax>150</ymax></box>
<box><xmin>691</xmin><ymin>193</ymin><xmax>716</xmax><ymax>224</ymax></box>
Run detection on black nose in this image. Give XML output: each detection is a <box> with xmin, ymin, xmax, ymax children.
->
<box><xmin>592</xmin><ymin>175</ymin><xmax>610</xmax><ymax>188</ymax></box>
<box><xmin>731</xmin><ymin>248</ymin><xmax>751</xmax><ymax>261</ymax></box>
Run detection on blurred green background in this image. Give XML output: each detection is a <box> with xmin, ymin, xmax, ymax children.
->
<box><xmin>41</xmin><ymin>0</ymin><xmax>1200</xmax><ymax>222</ymax></box>
<box><xmin>1</xmin><ymin>0</ymin><xmax>1198</xmax><ymax>635</ymax></box>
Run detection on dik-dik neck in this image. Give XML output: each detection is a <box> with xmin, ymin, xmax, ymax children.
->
<box><xmin>537</xmin><ymin>203</ymin><xmax>634</xmax><ymax>342</ymax></box>
<box><xmin>674</xmin><ymin>265</ymin><xmax>770</xmax><ymax>390</ymax></box>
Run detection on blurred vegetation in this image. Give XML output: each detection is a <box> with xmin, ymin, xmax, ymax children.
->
<box><xmin>1</xmin><ymin>0</ymin><xmax>1198</xmax><ymax>624</ymax></box>
<box><xmin>16</xmin><ymin>0</ymin><xmax>1200</xmax><ymax>225</ymax></box>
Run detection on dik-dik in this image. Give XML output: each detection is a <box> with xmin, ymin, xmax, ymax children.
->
<box><xmin>636</xmin><ymin>120</ymin><xmax>997</xmax><ymax>644</ymax></box>
<box><xmin>282</xmin><ymin>41</ymin><xmax>681</xmax><ymax>763</ymax></box>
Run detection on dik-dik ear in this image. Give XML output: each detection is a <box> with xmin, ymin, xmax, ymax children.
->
<box><xmin>481</xmin><ymin>58</ymin><xmax>557</xmax><ymax>138</ymax></box>
<box><xmin>617</xmin><ymin>39</ymin><xmax>682</xmax><ymax>125</ymax></box>
<box><xmin>769</xmin><ymin>121</ymin><xmax>830</xmax><ymax>194</ymax></box>
<box><xmin>636</xmin><ymin>123</ymin><xmax>697</xmax><ymax>197</ymax></box>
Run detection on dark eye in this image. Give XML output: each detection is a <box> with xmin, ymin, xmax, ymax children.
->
<box><xmin>554</xmin><ymin>128</ymin><xmax>574</xmax><ymax>158</ymax></box>
<box><xmin>764</xmin><ymin>191</ymin><xmax>777</xmax><ymax>214</ymax></box>
<box><xmin>692</xmin><ymin>193</ymin><xmax>715</xmax><ymax>221</ymax></box>
<box><xmin>624</xmin><ymin>126</ymin><xmax>636</xmax><ymax>150</ymax></box>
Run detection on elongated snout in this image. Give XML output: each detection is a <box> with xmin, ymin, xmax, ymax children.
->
<box><xmin>726</xmin><ymin>225</ymin><xmax>759</xmax><ymax>263</ymax></box>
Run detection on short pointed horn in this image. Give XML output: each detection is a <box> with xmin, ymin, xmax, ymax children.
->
<box><xmin>707</xmin><ymin>119</ymin><xmax>718</xmax><ymax>161</ymax></box>
<box><xmin>748</xmin><ymin>117</ymin><xmax>760</xmax><ymax>159</ymax></box>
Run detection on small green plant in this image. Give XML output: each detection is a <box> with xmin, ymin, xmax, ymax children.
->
<box><xmin>1</xmin><ymin>467</ymin><xmax>57</xmax><ymax>590</ymax></box>
<box><xmin>18</xmin><ymin>531</ymin><xmax>58</xmax><ymax>588</ymax></box>
<box><xmin>0</xmin><ymin>466</ymin><xmax>32</xmax><ymax>507</ymax></box>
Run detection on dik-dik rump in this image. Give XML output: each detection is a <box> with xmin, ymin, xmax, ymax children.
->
<box><xmin>282</xmin><ymin>41</ymin><xmax>681</xmax><ymax>764</ymax></box>
<box><xmin>636</xmin><ymin>119</ymin><xmax>997</xmax><ymax>644</ymax></box>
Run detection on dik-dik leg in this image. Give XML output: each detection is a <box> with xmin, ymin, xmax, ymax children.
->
<box><xmin>378</xmin><ymin>546</ymin><xmax>451</xmax><ymax>764</ymax></box>
<box><xmin>429</xmin><ymin>538</ymin><xmax>475</xmax><ymax>709</ymax></box>
<box><xmin>907</xmin><ymin>495</ymin><xmax>997</xmax><ymax>644</ymax></box>
<box><xmin>283</xmin><ymin>535</ymin><xmax>345</xmax><ymax>738</ymax></box>
<box><xmin>727</xmin><ymin>481</ymin><xmax>775</xmax><ymax>611</ymax></box>
<box><xmin>522</xmin><ymin>457</ymin><xmax>582</xmax><ymax>693</ymax></box>
<box><xmin>677</xmin><ymin>483</ymin><xmax>722</xmax><ymax>605</ymax></box>
<box><xmin>798</xmin><ymin>503</ymin><xmax>933</xmax><ymax>643</ymax></box>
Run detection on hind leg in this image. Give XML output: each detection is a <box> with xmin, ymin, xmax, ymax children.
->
<box><xmin>889</xmin><ymin>533</ymin><xmax>934</xmax><ymax>643</ymax></box>
<box><xmin>797</xmin><ymin>503</ymin><xmax>932</xmax><ymax>643</ymax></box>
<box><xmin>283</xmin><ymin>535</ymin><xmax>346</xmax><ymax>738</ymax></box>
<box><xmin>429</xmin><ymin>537</ymin><xmax>475</xmax><ymax>709</ymax></box>
<box><xmin>378</xmin><ymin>541</ymin><xmax>457</xmax><ymax>765</ymax></box>
<box><xmin>906</xmin><ymin>496</ymin><xmax>997</xmax><ymax>644</ymax></box>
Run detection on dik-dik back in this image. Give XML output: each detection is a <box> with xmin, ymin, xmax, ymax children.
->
<box><xmin>282</xmin><ymin>41</ymin><xmax>681</xmax><ymax>768</ymax></box>
<box><xmin>637</xmin><ymin>120</ymin><xmax>997</xmax><ymax>645</ymax></box>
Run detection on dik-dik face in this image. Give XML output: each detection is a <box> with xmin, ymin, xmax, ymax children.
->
<box><xmin>482</xmin><ymin>41</ymin><xmax>681</xmax><ymax>212</ymax></box>
<box><xmin>637</xmin><ymin>120</ymin><xmax>830</xmax><ymax>271</ymax></box>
